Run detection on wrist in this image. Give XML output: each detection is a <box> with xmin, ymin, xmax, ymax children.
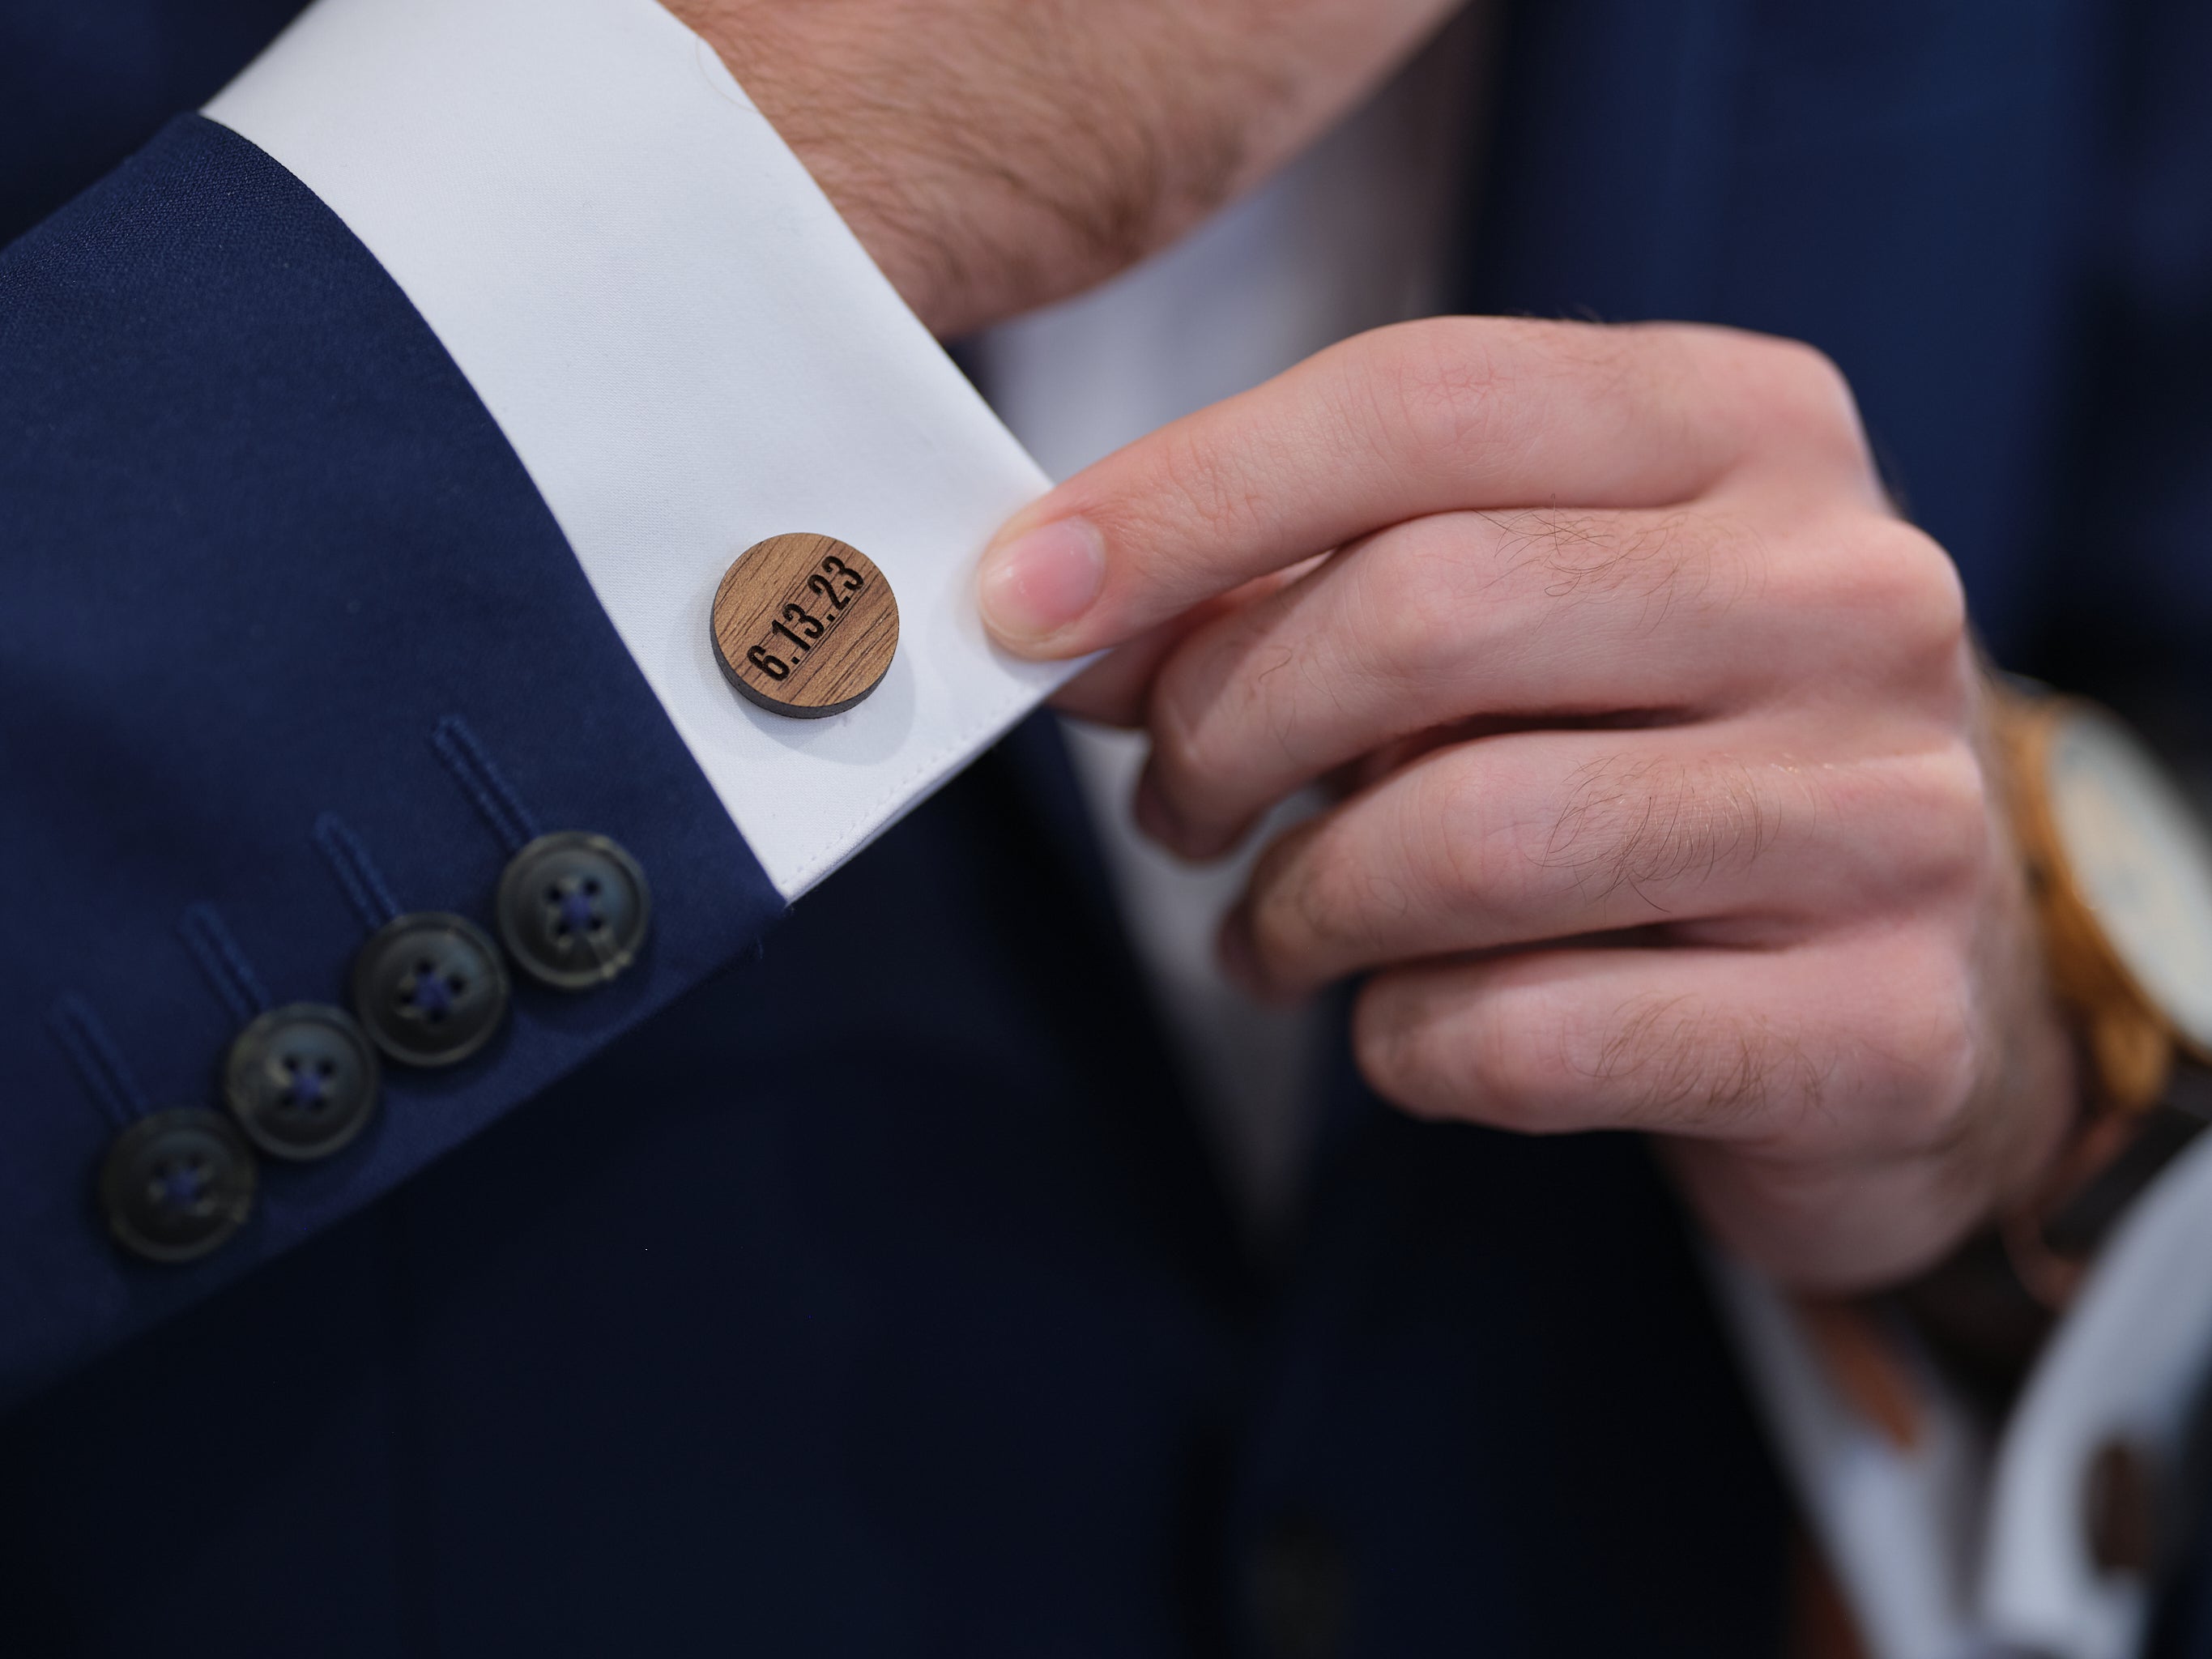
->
<box><xmin>658</xmin><ymin>0</ymin><xmax>1255</xmax><ymax>336</ymax></box>
<box><xmin>654</xmin><ymin>0</ymin><xmax>945</xmax><ymax>324</ymax></box>
<box><xmin>658</xmin><ymin>0</ymin><xmax>1465</xmax><ymax>339</ymax></box>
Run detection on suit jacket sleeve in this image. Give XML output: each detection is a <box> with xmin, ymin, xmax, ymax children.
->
<box><xmin>0</xmin><ymin>0</ymin><xmax>1059</xmax><ymax>1406</ymax></box>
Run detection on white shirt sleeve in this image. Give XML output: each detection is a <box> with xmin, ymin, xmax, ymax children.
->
<box><xmin>203</xmin><ymin>0</ymin><xmax>1077</xmax><ymax>899</ymax></box>
<box><xmin>1717</xmin><ymin>1124</ymin><xmax>2212</xmax><ymax>1659</ymax></box>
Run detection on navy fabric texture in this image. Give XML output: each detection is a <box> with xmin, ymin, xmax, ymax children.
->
<box><xmin>2031</xmin><ymin>0</ymin><xmax>2212</xmax><ymax>766</ymax></box>
<box><xmin>1464</xmin><ymin>0</ymin><xmax>2212</xmax><ymax>750</ymax></box>
<box><xmin>0</xmin><ymin>0</ymin><xmax>309</xmax><ymax>246</ymax></box>
<box><xmin>1465</xmin><ymin>0</ymin><xmax>2101</xmax><ymax>659</ymax></box>
<box><xmin>0</xmin><ymin>114</ymin><xmax>782</xmax><ymax>1401</ymax></box>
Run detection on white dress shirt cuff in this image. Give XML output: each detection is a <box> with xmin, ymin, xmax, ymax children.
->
<box><xmin>205</xmin><ymin>0</ymin><xmax>1072</xmax><ymax>898</ymax></box>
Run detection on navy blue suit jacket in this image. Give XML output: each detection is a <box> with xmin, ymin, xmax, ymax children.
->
<box><xmin>2</xmin><ymin>1</ymin><xmax>2206</xmax><ymax>1654</ymax></box>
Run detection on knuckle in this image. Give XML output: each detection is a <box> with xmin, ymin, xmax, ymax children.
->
<box><xmin>1786</xmin><ymin>516</ymin><xmax>1968</xmax><ymax>667</ymax></box>
<box><xmin>1767</xmin><ymin>335</ymin><xmax>1856</xmax><ymax>410</ymax></box>
<box><xmin>1877</xmin><ymin>943</ymin><xmax>1982</xmax><ymax>1145</ymax></box>
<box><xmin>1464</xmin><ymin>991</ymin><xmax>1575</xmax><ymax>1129</ymax></box>
<box><xmin>1482</xmin><ymin>1034</ymin><xmax>1575</xmax><ymax>1132</ymax></box>
<box><xmin>1894</xmin><ymin>740</ymin><xmax>1994</xmax><ymax>890</ymax></box>
<box><xmin>1144</xmin><ymin>679</ymin><xmax>1221</xmax><ymax>795</ymax></box>
<box><xmin>1832</xmin><ymin>740</ymin><xmax>1993</xmax><ymax>900</ymax></box>
<box><xmin>1411</xmin><ymin>756</ymin><xmax>1527</xmax><ymax>915</ymax></box>
<box><xmin>1328</xmin><ymin>531</ymin><xmax>1448</xmax><ymax>684</ymax></box>
<box><xmin>1368</xmin><ymin>529</ymin><xmax>1484</xmax><ymax>679</ymax></box>
<box><xmin>1858</xmin><ymin>520</ymin><xmax>1969</xmax><ymax>657</ymax></box>
<box><xmin>1740</xmin><ymin>335</ymin><xmax>1869</xmax><ymax>460</ymax></box>
<box><xmin>1147</xmin><ymin>595</ymin><xmax>1330</xmax><ymax>803</ymax></box>
<box><xmin>1351</xmin><ymin>987</ymin><xmax>1450</xmax><ymax>1115</ymax></box>
<box><xmin>1246</xmin><ymin>821</ymin><xmax>1363</xmax><ymax>971</ymax></box>
<box><xmin>1354</xmin><ymin>977</ymin><xmax>1555</xmax><ymax>1129</ymax></box>
<box><xmin>1362</xmin><ymin>317</ymin><xmax>1513</xmax><ymax>462</ymax></box>
<box><xmin>1810</xmin><ymin>928</ymin><xmax>1982</xmax><ymax>1153</ymax></box>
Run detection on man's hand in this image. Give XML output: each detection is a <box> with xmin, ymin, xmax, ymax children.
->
<box><xmin>660</xmin><ymin>0</ymin><xmax>1460</xmax><ymax>337</ymax></box>
<box><xmin>977</xmin><ymin>318</ymin><xmax>2078</xmax><ymax>1292</ymax></box>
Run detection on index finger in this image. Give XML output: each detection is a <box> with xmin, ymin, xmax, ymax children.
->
<box><xmin>976</xmin><ymin>316</ymin><xmax>1869</xmax><ymax>658</ymax></box>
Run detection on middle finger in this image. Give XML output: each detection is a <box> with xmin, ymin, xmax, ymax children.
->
<box><xmin>1140</xmin><ymin>498</ymin><xmax>1943</xmax><ymax>858</ymax></box>
<box><xmin>1223</xmin><ymin>719</ymin><xmax>1980</xmax><ymax>1000</ymax></box>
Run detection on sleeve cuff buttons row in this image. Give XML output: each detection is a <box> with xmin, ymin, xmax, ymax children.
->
<box><xmin>99</xmin><ymin>830</ymin><xmax>651</xmax><ymax>1265</ymax></box>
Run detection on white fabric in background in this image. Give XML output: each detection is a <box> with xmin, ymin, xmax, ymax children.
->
<box><xmin>1722</xmin><ymin>1124</ymin><xmax>2212</xmax><ymax>1659</ymax></box>
<box><xmin>206</xmin><ymin>0</ymin><xmax>1076</xmax><ymax>900</ymax></box>
<box><xmin>982</xmin><ymin>28</ymin><xmax>1483</xmax><ymax>1235</ymax></box>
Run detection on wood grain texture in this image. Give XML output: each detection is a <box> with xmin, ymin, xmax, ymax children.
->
<box><xmin>710</xmin><ymin>533</ymin><xmax>899</xmax><ymax>718</ymax></box>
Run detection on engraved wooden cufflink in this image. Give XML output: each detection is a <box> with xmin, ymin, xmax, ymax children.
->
<box><xmin>711</xmin><ymin>533</ymin><xmax>899</xmax><ymax>718</ymax></box>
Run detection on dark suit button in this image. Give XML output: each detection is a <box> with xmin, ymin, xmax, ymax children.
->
<box><xmin>494</xmin><ymin>831</ymin><xmax>651</xmax><ymax>991</ymax></box>
<box><xmin>222</xmin><ymin>1002</ymin><xmax>380</xmax><ymax>1159</ymax></box>
<box><xmin>100</xmin><ymin>1109</ymin><xmax>257</xmax><ymax>1264</ymax></box>
<box><xmin>351</xmin><ymin>912</ymin><xmax>509</xmax><ymax>1066</ymax></box>
<box><xmin>1245</xmin><ymin>1514</ymin><xmax>1351</xmax><ymax>1659</ymax></box>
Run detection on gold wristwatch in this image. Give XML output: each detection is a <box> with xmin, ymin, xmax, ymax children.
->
<box><xmin>1796</xmin><ymin>685</ymin><xmax>2212</xmax><ymax>1450</ymax></box>
<box><xmin>1818</xmin><ymin>686</ymin><xmax>2212</xmax><ymax>1429</ymax></box>
<box><xmin>1991</xmin><ymin>684</ymin><xmax>2212</xmax><ymax>1304</ymax></box>
<box><xmin>1788</xmin><ymin>687</ymin><xmax>2212</xmax><ymax>1623</ymax></box>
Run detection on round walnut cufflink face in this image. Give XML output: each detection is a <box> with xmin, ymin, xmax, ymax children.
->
<box><xmin>711</xmin><ymin>534</ymin><xmax>898</xmax><ymax>718</ymax></box>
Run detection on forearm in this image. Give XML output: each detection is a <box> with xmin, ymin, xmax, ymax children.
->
<box><xmin>664</xmin><ymin>0</ymin><xmax>1466</xmax><ymax>336</ymax></box>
